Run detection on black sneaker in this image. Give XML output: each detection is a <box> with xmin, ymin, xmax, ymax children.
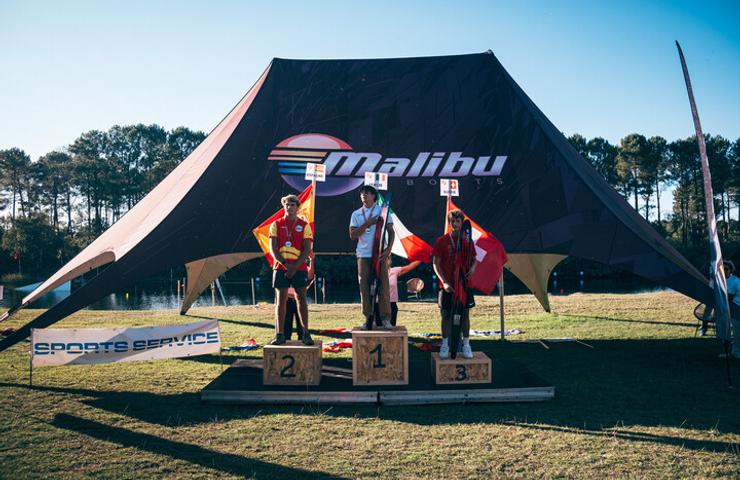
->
<box><xmin>302</xmin><ymin>332</ymin><xmax>315</xmax><ymax>346</ymax></box>
<box><xmin>270</xmin><ymin>333</ymin><xmax>286</xmax><ymax>345</ymax></box>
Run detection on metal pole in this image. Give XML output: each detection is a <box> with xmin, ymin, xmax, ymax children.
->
<box><xmin>211</xmin><ymin>282</ymin><xmax>215</xmax><ymax>307</ymax></box>
<box><xmin>499</xmin><ymin>276</ymin><xmax>505</xmax><ymax>341</ymax></box>
<box><xmin>251</xmin><ymin>278</ymin><xmax>256</xmax><ymax>306</ymax></box>
<box><xmin>29</xmin><ymin>329</ymin><xmax>33</xmax><ymax>387</ymax></box>
<box><xmin>215</xmin><ymin>278</ymin><xmax>227</xmax><ymax>306</ymax></box>
<box><xmin>314</xmin><ymin>277</ymin><xmax>318</xmax><ymax>304</ymax></box>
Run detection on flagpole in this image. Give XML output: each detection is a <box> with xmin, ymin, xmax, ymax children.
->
<box><xmin>676</xmin><ymin>41</ymin><xmax>733</xmax><ymax>382</ymax></box>
<box><xmin>311</xmin><ymin>175</ymin><xmax>317</xmax><ymax>283</ymax></box>
<box><xmin>499</xmin><ymin>277</ymin><xmax>505</xmax><ymax>341</ymax></box>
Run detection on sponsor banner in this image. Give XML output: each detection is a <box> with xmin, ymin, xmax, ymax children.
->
<box><xmin>31</xmin><ymin>320</ymin><xmax>220</xmax><ymax>367</ymax></box>
<box><xmin>271</xmin><ymin>133</ymin><xmax>508</xmax><ymax>197</ymax></box>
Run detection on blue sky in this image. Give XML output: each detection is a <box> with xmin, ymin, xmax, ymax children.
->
<box><xmin>1</xmin><ymin>0</ymin><xmax>738</xmax><ymax>163</ymax></box>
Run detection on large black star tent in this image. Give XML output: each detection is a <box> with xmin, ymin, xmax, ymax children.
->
<box><xmin>0</xmin><ymin>51</ymin><xmax>720</xmax><ymax>352</ymax></box>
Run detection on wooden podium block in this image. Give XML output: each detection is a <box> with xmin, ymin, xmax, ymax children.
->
<box><xmin>352</xmin><ymin>327</ymin><xmax>408</xmax><ymax>386</ymax></box>
<box><xmin>263</xmin><ymin>341</ymin><xmax>322</xmax><ymax>386</ymax></box>
<box><xmin>431</xmin><ymin>352</ymin><xmax>492</xmax><ymax>385</ymax></box>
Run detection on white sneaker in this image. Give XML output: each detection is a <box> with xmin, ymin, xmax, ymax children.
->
<box><xmin>381</xmin><ymin>319</ymin><xmax>393</xmax><ymax>329</ymax></box>
<box><xmin>439</xmin><ymin>343</ymin><xmax>450</xmax><ymax>359</ymax></box>
<box><xmin>462</xmin><ymin>344</ymin><xmax>473</xmax><ymax>359</ymax></box>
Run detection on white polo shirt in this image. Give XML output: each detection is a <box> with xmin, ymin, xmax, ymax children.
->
<box><xmin>350</xmin><ymin>203</ymin><xmax>393</xmax><ymax>258</ymax></box>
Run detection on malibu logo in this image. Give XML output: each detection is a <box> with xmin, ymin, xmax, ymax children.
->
<box><xmin>269</xmin><ymin>133</ymin><xmax>507</xmax><ymax>196</ymax></box>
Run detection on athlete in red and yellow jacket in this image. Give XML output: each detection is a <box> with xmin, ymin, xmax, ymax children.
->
<box><xmin>269</xmin><ymin>194</ymin><xmax>314</xmax><ymax>345</ymax></box>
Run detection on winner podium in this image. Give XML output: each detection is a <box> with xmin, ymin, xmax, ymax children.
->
<box><xmin>352</xmin><ymin>326</ymin><xmax>408</xmax><ymax>386</ymax></box>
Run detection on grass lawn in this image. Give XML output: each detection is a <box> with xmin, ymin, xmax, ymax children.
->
<box><xmin>0</xmin><ymin>291</ymin><xmax>738</xmax><ymax>479</ymax></box>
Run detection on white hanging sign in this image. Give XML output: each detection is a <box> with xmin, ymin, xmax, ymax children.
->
<box><xmin>304</xmin><ymin>163</ymin><xmax>326</xmax><ymax>182</ymax></box>
<box><xmin>364</xmin><ymin>172</ymin><xmax>388</xmax><ymax>190</ymax></box>
<box><xmin>440</xmin><ymin>179</ymin><xmax>460</xmax><ymax>197</ymax></box>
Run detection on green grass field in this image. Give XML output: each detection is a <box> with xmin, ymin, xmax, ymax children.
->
<box><xmin>1</xmin><ymin>292</ymin><xmax>738</xmax><ymax>479</ymax></box>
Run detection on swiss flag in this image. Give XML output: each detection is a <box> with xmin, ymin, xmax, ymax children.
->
<box><xmin>445</xmin><ymin>198</ymin><xmax>508</xmax><ymax>294</ymax></box>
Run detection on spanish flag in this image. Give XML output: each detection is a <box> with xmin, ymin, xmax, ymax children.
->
<box><xmin>252</xmin><ymin>184</ymin><xmax>314</xmax><ymax>267</ymax></box>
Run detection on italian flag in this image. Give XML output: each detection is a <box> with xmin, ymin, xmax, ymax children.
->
<box><xmin>378</xmin><ymin>194</ymin><xmax>433</xmax><ymax>263</ymax></box>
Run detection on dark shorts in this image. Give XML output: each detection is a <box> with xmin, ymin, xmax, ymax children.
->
<box><xmin>438</xmin><ymin>290</ymin><xmax>475</xmax><ymax>311</ymax></box>
<box><xmin>273</xmin><ymin>270</ymin><xmax>309</xmax><ymax>289</ymax></box>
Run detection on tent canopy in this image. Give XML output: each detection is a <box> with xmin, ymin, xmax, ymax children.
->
<box><xmin>0</xmin><ymin>51</ymin><xmax>718</xmax><ymax>352</ymax></box>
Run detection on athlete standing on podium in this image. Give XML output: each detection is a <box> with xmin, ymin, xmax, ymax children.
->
<box><xmin>432</xmin><ymin>209</ymin><xmax>476</xmax><ymax>358</ymax></box>
<box><xmin>349</xmin><ymin>185</ymin><xmax>395</xmax><ymax>330</ymax></box>
<box><xmin>269</xmin><ymin>194</ymin><xmax>314</xmax><ymax>345</ymax></box>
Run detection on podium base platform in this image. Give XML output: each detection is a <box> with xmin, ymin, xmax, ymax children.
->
<box><xmin>201</xmin><ymin>351</ymin><xmax>553</xmax><ymax>406</ymax></box>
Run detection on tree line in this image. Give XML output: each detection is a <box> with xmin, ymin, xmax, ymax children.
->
<box><xmin>0</xmin><ymin>128</ymin><xmax>738</xmax><ymax>282</ymax></box>
<box><xmin>0</xmin><ymin>124</ymin><xmax>205</xmax><ymax>280</ymax></box>
<box><xmin>568</xmin><ymin>133</ymin><xmax>739</xmax><ymax>253</ymax></box>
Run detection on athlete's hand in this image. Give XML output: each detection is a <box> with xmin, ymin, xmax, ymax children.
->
<box><xmin>285</xmin><ymin>265</ymin><xmax>296</xmax><ymax>279</ymax></box>
<box><xmin>364</xmin><ymin>215</ymin><xmax>379</xmax><ymax>228</ymax></box>
<box><xmin>443</xmin><ymin>282</ymin><xmax>453</xmax><ymax>293</ymax></box>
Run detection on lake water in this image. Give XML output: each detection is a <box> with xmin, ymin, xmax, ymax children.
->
<box><xmin>1</xmin><ymin>274</ymin><xmax>665</xmax><ymax>311</ymax></box>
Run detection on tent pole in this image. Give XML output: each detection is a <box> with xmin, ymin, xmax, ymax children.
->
<box><xmin>215</xmin><ymin>278</ymin><xmax>227</xmax><ymax>306</ymax></box>
<box><xmin>499</xmin><ymin>277</ymin><xmax>505</xmax><ymax>341</ymax></box>
<box><xmin>251</xmin><ymin>278</ymin><xmax>256</xmax><ymax>306</ymax></box>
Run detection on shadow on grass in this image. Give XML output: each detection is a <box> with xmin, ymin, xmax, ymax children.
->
<box><xmin>501</xmin><ymin>421</ymin><xmax>737</xmax><ymax>455</ymax></box>
<box><xmin>5</xmin><ymin>337</ymin><xmax>739</xmax><ymax>454</ymax></box>
<box><xmin>558</xmin><ymin>314</ymin><xmax>697</xmax><ymax>329</ymax></box>
<box><xmin>51</xmin><ymin>413</ymin><xmax>345</xmax><ymax>479</ymax></box>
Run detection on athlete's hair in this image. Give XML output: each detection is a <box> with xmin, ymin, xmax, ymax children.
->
<box><xmin>281</xmin><ymin>194</ymin><xmax>300</xmax><ymax>206</ymax></box>
<box><xmin>359</xmin><ymin>185</ymin><xmax>378</xmax><ymax>198</ymax></box>
<box><xmin>447</xmin><ymin>209</ymin><xmax>465</xmax><ymax>222</ymax></box>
